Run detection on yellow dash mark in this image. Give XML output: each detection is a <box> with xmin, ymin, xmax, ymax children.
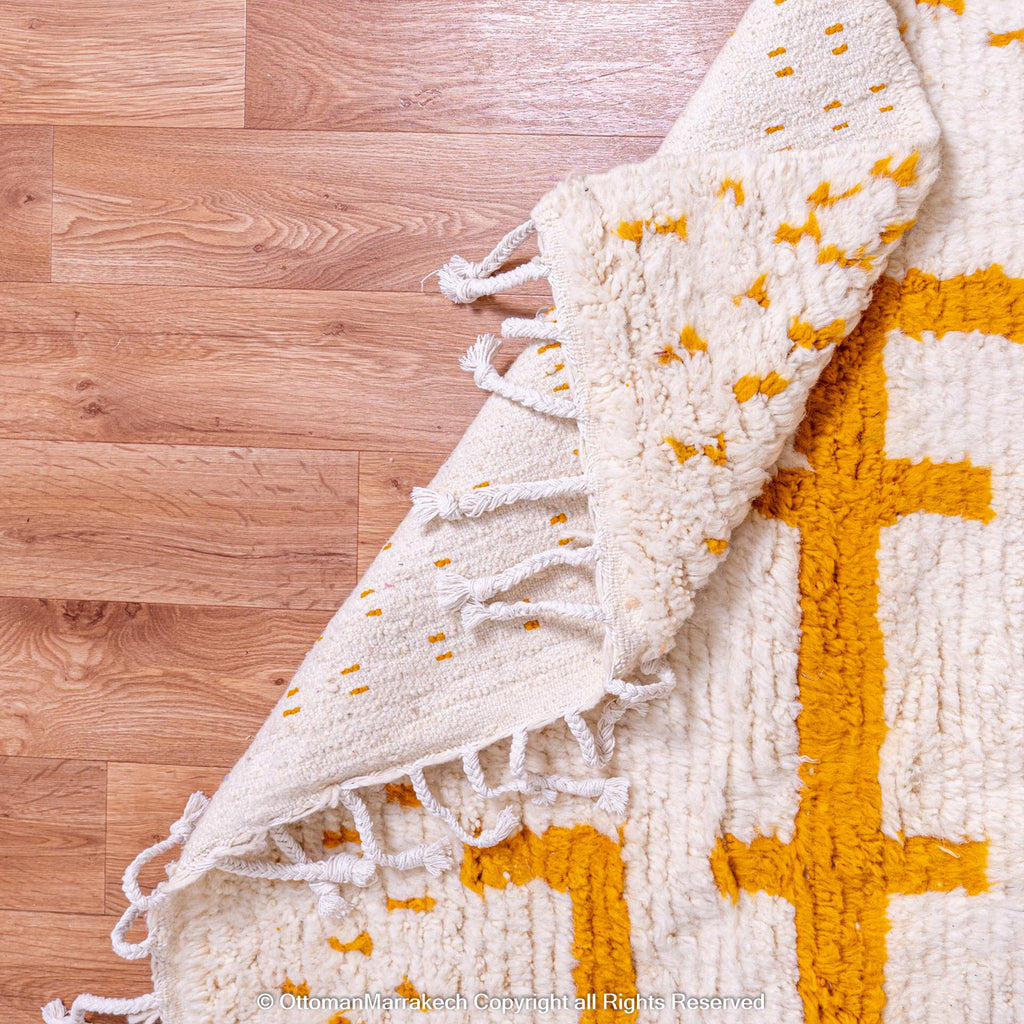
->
<box><xmin>545</xmin><ymin>362</ymin><xmax>565</xmax><ymax>375</ymax></box>
<box><xmin>706</xmin><ymin>538</ymin><xmax>729</xmax><ymax>555</ymax></box>
<box><xmin>552</xmin><ymin>383</ymin><xmax>570</xmax><ymax>392</ymax></box>
<box><xmin>382</xmin><ymin>542</ymin><xmax>391</xmax><ymax>550</ymax></box>
<box><xmin>871</xmin><ymin>151</ymin><xmax>919</xmax><ymax>186</ymax></box>
<box><xmin>473</xmin><ymin>480</ymin><xmax>489</xmax><ymax>489</ymax></box>
<box><xmin>734</xmin><ymin>376</ymin><xmax>761</xmax><ymax>403</ymax></box>
<box><xmin>281</xmin><ymin>978</ymin><xmax>310</xmax><ymax>997</ymax></box>
<box><xmin>349</xmin><ymin>685</ymin><xmax>369</xmax><ymax>695</ymax></box>
<box><xmin>537</xmin><ymin>342</ymin><xmax>561</xmax><ymax>353</ymax></box>
<box><xmin>678</xmin><ymin>325</ymin><xmax>707</xmax><ymax>353</ymax></box>
<box><xmin>832</xmin><ymin>43</ymin><xmax>849</xmax><ymax>54</ymax></box>
<box><xmin>550</xmin><ymin>512</ymin><xmax>567</xmax><ymax>524</ymax></box>
<box><xmin>360</xmin><ymin>588</ymin><xmax>374</xmax><ymax>598</ymax></box>
<box><xmin>808</xmin><ymin>181</ymin><xmax>862</xmax><ymax>207</ymax></box>
<box><xmin>395</xmin><ymin>978</ymin><xmax>427</xmax><ymax>1012</ymax></box>
<box><xmin>775</xmin><ymin>211</ymin><xmax>821</xmax><ymax>245</ymax></box>
<box><xmin>386</xmin><ymin>896</ymin><xmax>436</xmax><ymax>913</ymax></box>
<box><xmin>616</xmin><ymin>215</ymin><xmax>687</xmax><ymax>248</ymax></box>
<box><xmin>434</xmin><ymin>558</ymin><xmax>451</xmax><ymax>568</ymax></box>
<box><xmin>823</xmin><ymin>99</ymin><xmax>842</xmax><ymax>111</ymax></box>
<box><xmin>428</xmin><ymin>632</ymin><xmax>445</xmax><ymax>643</ymax></box>
<box><xmin>990</xmin><ymin>27</ymin><xmax>1024</xmax><ymax>46</ymax></box>
<box><xmin>365</xmin><ymin>608</ymin><xmax>382</xmax><ymax>617</ymax></box>
<box><xmin>880</xmin><ymin>220</ymin><xmax>917</xmax><ymax>243</ymax></box>
<box><xmin>435</xmin><ymin>651</ymin><xmax>452</xmax><ymax>661</ymax></box>
<box><xmin>871</xmin><ymin>83</ymin><xmax>887</xmax><ymax>92</ymax></box>
<box><xmin>776</xmin><ymin>66</ymin><xmax>794</xmax><ymax>77</ymax></box>
<box><xmin>718</xmin><ymin>178</ymin><xmax>745</xmax><ymax>205</ymax></box>
<box><xmin>657</xmin><ymin>344</ymin><xmax>685</xmax><ymax>363</ymax></box>
<box><xmin>744</xmin><ymin>273</ymin><xmax>770</xmax><ymax>308</ymax></box>
<box><xmin>880</xmin><ymin>105</ymin><xmax>894</xmax><ymax>113</ymax></box>
<box><xmin>328</xmin><ymin>932</ymin><xmax>373</xmax><ymax>956</ymax></box>
<box><xmin>323</xmin><ymin>827</ymin><xmax>361</xmax><ymax>848</ymax></box>
<box><xmin>326</xmin><ymin>1013</ymin><xmax>352</xmax><ymax>1024</ymax></box>
<box><xmin>765</xmin><ymin>124</ymin><xmax>785</xmax><ymax>135</ymax></box>
<box><xmin>768</xmin><ymin>46</ymin><xmax>787</xmax><ymax>56</ymax></box>
<box><xmin>282</xmin><ymin>707</ymin><xmax>301</xmax><ymax>717</ymax></box>
<box><xmin>386</xmin><ymin>783</ymin><xmax>421</xmax><ymax>807</ymax></box>
<box><xmin>341</xmin><ymin>664</ymin><xmax>360</xmax><ymax>674</ymax></box>
<box><xmin>915</xmin><ymin>0</ymin><xmax>964</xmax><ymax>13</ymax></box>
<box><xmin>665</xmin><ymin>437</ymin><xmax>698</xmax><ymax>464</ymax></box>
<box><xmin>316</xmin><ymin>636</ymin><xmax>323</xmax><ymax>642</ymax></box>
<box><xmin>832</xmin><ymin>122</ymin><xmax>849</xmax><ymax>131</ymax></box>
<box><xmin>818</xmin><ymin>244</ymin><xmax>874</xmax><ymax>272</ymax></box>
<box><xmin>789</xmin><ymin>316</ymin><xmax>847</xmax><ymax>350</ymax></box>
<box><xmin>825</xmin><ymin>22</ymin><xmax>844</xmax><ymax>34</ymax></box>
<box><xmin>285</xmin><ymin>687</ymin><xmax>298</xmax><ymax>697</ymax></box>
<box><xmin>557</xmin><ymin>537</ymin><xmax>574</xmax><ymax>546</ymax></box>
<box><xmin>524</xmin><ymin>620</ymin><xmax>540</xmax><ymax>630</ymax></box>
<box><xmin>735</xmin><ymin>373</ymin><xmax>788</xmax><ymax>402</ymax></box>
<box><xmin>703</xmin><ymin>434</ymin><xmax>728</xmax><ymax>466</ymax></box>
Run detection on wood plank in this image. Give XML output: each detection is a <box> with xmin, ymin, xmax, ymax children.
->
<box><xmin>0</xmin><ymin>126</ymin><xmax>52</xmax><ymax>282</ymax></box>
<box><xmin>0</xmin><ymin>597</ymin><xmax>325</xmax><ymax>765</ymax></box>
<box><xmin>0</xmin><ymin>757</ymin><xmax>105</xmax><ymax>914</ymax></box>
<box><xmin>0</xmin><ymin>285</ymin><xmax>539</xmax><ymax>452</ymax></box>
<box><xmin>105</xmin><ymin>762</ymin><xmax>227</xmax><ymax>914</ymax></box>
<box><xmin>0</xmin><ymin>0</ymin><xmax>244</xmax><ymax>127</ymax></box>
<box><xmin>52</xmin><ymin>128</ymin><xmax>653</xmax><ymax>290</ymax></box>
<box><xmin>358</xmin><ymin>452</ymin><xmax>447</xmax><ymax>575</ymax></box>
<box><xmin>0</xmin><ymin>909</ymin><xmax>151</xmax><ymax>1010</ymax></box>
<box><xmin>245</xmin><ymin>0</ymin><xmax>745</xmax><ymax>134</ymax></box>
<box><xmin>0</xmin><ymin>441</ymin><xmax>357</xmax><ymax>609</ymax></box>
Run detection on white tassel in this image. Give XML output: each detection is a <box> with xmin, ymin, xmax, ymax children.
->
<box><xmin>337</xmin><ymin>789</ymin><xmax>453</xmax><ymax>876</ymax></box>
<box><xmin>270</xmin><ymin>827</ymin><xmax>351</xmax><ymax>920</ymax></box>
<box><xmin>438</xmin><ymin>256</ymin><xmax>548</xmax><ymax>302</ymax></box>
<box><xmin>500</xmin><ymin>315</ymin><xmax>561</xmax><ymax>340</ymax></box>
<box><xmin>217</xmin><ymin>850</ymin><xmax>377</xmax><ymax>888</ymax></box>
<box><xmin>436</xmin><ymin>221</ymin><xmax>546</xmax><ymax>303</ymax></box>
<box><xmin>408</xmin><ymin>766</ymin><xmax>521</xmax><ymax>847</ymax></box>
<box><xmin>437</xmin><ymin>544</ymin><xmax>597</xmax><ymax>611</ymax></box>
<box><xmin>459</xmin><ymin>334</ymin><xmax>579</xmax><ymax>418</ymax></box>
<box><xmin>461</xmin><ymin>598</ymin><xmax>606</xmax><ymax>631</ymax></box>
<box><xmin>42</xmin><ymin>993</ymin><xmax>159</xmax><ymax>1024</ymax></box>
<box><xmin>412</xmin><ymin>475</ymin><xmax>588</xmax><ymax>527</ymax></box>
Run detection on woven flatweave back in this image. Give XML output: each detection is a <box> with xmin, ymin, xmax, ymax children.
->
<box><xmin>43</xmin><ymin>1</ymin><xmax>1024</xmax><ymax>1023</ymax></box>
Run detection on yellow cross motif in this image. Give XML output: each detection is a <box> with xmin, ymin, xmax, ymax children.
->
<box><xmin>707</xmin><ymin>267</ymin><xmax>1024</xmax><ymax>1024</ymax></box>
<box><xmin>462</xmin><ymin>825</ymin><xmax>637</xmax><ymax>1024</ymax></box>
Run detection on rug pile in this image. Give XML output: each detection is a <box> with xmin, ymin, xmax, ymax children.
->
<box><xmin>45</xmin><ymin>0</ymin><xmax>1024</xmax><ymax>1021</ymax></box>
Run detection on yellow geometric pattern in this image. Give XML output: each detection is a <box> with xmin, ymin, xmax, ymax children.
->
<box><xmin>462</xmin><ymin>826</ymin><xmax>637</xmax><ymax>1024</ymax></box>
<box><xmin>707</xmin><ymin>267</ymin><xmax>1024</xmax><ymax>1024</ymax></box>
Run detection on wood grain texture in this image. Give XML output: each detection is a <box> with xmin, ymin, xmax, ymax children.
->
<box><xmin>0</xmin><ymin>0</ymin><xmax>244</xmax><ymax>127</ymax></box>
<box><xmin>0</xmin><ymin>597</ymin><xmax>326</xmax><ymax>764</ymax></box>
<box><xmin>0</xmin><ymin>757</ymin><xmax>105</xmax><ymax>914</ymax></box>
<box><xmin>358</xmin><ymin>452</ymin><xmax>447</xmax><ymax>574</ymax></box>
<box><xmin>245</xmin><ymin>0</ymin><xmax>745</xmax><ymax>135</ymax></box>
<box><xmin>0</xmin><ymin>440</ymin><xmax>358</xmax><ymax>609</ymax></box>
<box><xmin>0</xmin><ymin>0</ymin><xmax>740</xmax><ymax>1003</ymax></box>
<box><xmin>0</xmin><ymin>909</ymin><xmax>151</xmax><ymax>1011</ymax></box>
<box><xmin>0</xmin><ymin>285</ymin><xmax>539</xmax><ymax>452</ymax></box>
<box><xmin>0</xmin><ymin>126</ymin><xmax>52</xmax><ymax>282</ymax></box>
<box><xmin>51</xmin><ymin>128</ymin><xmax>653</xmax><ymax>290</ymax></box>
<box><xmin>105</xmin><ymin>763</ymin><xmax>228</xmax><ymax>913</ymax></box>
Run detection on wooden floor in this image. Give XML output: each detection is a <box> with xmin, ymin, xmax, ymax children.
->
<box><xmin>0</xmin><ymin>2</ymin><xmax>746</xmax><ymax>1018</ymax></box>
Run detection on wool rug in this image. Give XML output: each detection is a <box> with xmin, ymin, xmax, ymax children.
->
<box><xmin>44</xmin><ymin>0</ymin><xmax>1024</xmax><ymax>1021</ymax></box>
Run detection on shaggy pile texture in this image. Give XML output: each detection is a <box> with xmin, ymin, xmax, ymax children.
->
<box><xmin>45</xmin><ymin>0</ymin><xmax>1024</xmax><ymax>1022</ymax></box>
